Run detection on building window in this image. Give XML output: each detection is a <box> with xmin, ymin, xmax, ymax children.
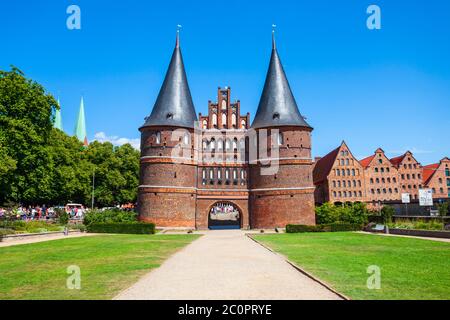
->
<box><xmin>370</xmin><ymin>178</ymin><xmax>374</xmax><ymax>184</ymax></box>
<box><xmin>212</xmin><ymin>114</ymin><xmax>218</xmax><ymax>127</ymax></box>
<box><xmin>446</xmin><ymin>168</ymin><xmax>450</xmax><ymax>177</ymax></box>
<box><xmin>336</xmin><ymin>170</ymin><xmax>340</xmax><ymax>176</ymax></box>
<box><xmin>232</xmin><ymin>114</ymin><xmax>237</xmax><ymax>127</ymax></box>
<box><xmin>332</xmin><ymin>181</ymin><xmax>336</xmax><ymax>188</ymax></box>
<box><xmin>155</xmin><ymin>131</ymin><xmax>161</xmax><ymax>144</ymax></box>
<box><xmin>183</xmin><ymin>133</ymin><xmax>190</xmax><ymax>145</ymax></box>
<box><xmin>375</xmin><ymin>168</ymin><xmax>379</xmax><ymax>173</ymax></box>
<box><xmin>346</xmin><ymin>159</ymin><xmax>350</xmax><ymax>165</ymax></box>
<box><xmin>233</xmin><ymin>138</ymin><xmax>238</xmax><ymax>150</ymax></box>
<box><xmin>333</xmin><ymin>191</ymin><xmax>337</xmax><ymax>197</ymax></box>
<box><xmin>222</xmin><ymin>113</ymin><xmax>227</xmax><ymax>127</ymax></box>
<box><xmin>352</xmin><ymin>169</ymin><xmax>355</xmax><ymax>176</ymax></box>
<box><xmin>225</xmin><ymin>139</ymin><xmax>231</xmax><ymax>151</ymax></box>
<box><xmin>359</xmin><ymin>191</ymin><xmax>362</xmax><ymax>197</ymax></box>
<box><xmin>277</xmin><ymin>132</ymin><xmax>284</xmax><ymax>146</ymax></box>
<box><xmin>343</xmin><ymin>181</ymin><xmax>346</xmax><ymax>188</ymax></box>
<box><xmin>217</xmin><ymin>169</ymin><xmax>222</xmax><ymax>181</ymax></box>
<box><xmin>241</xmin><ymin>120</ymin><xmax>246</xmax><ymax>129</ymax></box>
<box><xmin>202</xmin><ymin>120</ymin><xmax>208</xmax><ymax>129</ymax></box>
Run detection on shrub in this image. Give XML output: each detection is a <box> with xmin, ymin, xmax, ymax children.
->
<box><xmin>286</xmin><ymin>224</ymin><xmax>322</xmax><ymax>233</ymax></box>
<box><xmin>286</xmin><ymin>223</ymin><xmax>362</xmax><ymax>233</ymax></box>
<box><xmin>86</xmin><ymin>222</ymin><xmax>155</xmax><ymax>234</ymax></box>
<box><xmin>315</xmin><ymin>202</ymin><xmax>369</xmax><ymax>225</ymax></box>
<box><xmin>83</xmin><ymin>209</ymin><xmax>138</xmax><ymax>226</ymax></box>
<box><xmin>315</xmin><ymin>203</ymin><xmax>337</xmax><ymax>224</ymax></box>
<box><xmin>56</xmin><ymin>208</ymin><xmax>69</xmax><ymax>225</ymax></box>
<box><xmin>69</xmin><ymin>224</ymin><xmax>86</xmax><ymax>232</ymax></box>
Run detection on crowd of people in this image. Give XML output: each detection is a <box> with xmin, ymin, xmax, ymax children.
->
<box><xmin>0</xmin><ymin>205</ymin><xmax>86</xmax><ymax>221</ymax></box>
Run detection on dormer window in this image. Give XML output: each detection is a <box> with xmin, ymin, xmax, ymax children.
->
<box><xmin>166</xmin><ymin>112</ymin><xmax>174</xmax><ymax>119</ymax></box>
<box><xmin>273</xmin><ymin>112</ymin><xmax>280</xmax><ymax>120</ymax></box>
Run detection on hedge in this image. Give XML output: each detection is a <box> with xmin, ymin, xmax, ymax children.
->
<box><xmin>286</xmin><ymin>223</ymin><xmax>362</xmax><ymax>233</ymax></box>
<box><xmin>86</xmin><ymin>222</ymin><xmax>155</xmax><ymax>235</ymax></box>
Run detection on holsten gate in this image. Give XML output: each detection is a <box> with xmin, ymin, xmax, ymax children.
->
<box><xmin>138</xmin><ymin>33</ymin><xmax>315</xmax><ymax>229</ymax></box>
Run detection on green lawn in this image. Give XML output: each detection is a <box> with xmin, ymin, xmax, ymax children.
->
<box><xmin>253</xmin><ymin>232</ymin><xmax>450</xmax><ymax>300</ymax></box>
<box><xmin>0</xmin><ymin>234</ymin><xmax>200</xmax><ymax>300</ymax></box>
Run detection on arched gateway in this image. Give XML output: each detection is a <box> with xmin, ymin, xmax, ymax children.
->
<box><xmin>208</xmin><ymin>202</ymin><xmax>241</xmax><ymax>230</ymax></box>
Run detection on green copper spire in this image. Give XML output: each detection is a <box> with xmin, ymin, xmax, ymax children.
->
<box><xmin>74</xmin><ymin>97</ymin><xmax>88</xmax><ymax>147</ymax></box>
<box><xmin>54</xmin><ymin>98</ymin><xmax>63</xmax><ymax>131</ymax></box>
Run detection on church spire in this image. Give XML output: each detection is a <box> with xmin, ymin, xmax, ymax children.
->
<box><xmin>75</xmin><ymin>96</ymin><xmax>88</xmax><ymax>147</ymax></box>
<box><xmin>251</xmin><ymin>30</ymin><xmax>311</xmax><ymax>129</ymax></box>
<box><xmin>142</xmin><ymin>28</ymin><xmax>197</xmax><ymax>129</ymax></box>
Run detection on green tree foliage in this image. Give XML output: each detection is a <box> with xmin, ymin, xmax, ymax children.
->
<box><xmin>381</xmin><ymin>205</ymin><xmax>395</xmax><ymax>223</ymax></box>
<box><xmin>315</xmin><ymin>202</ymin><xmax>369</xmax><ymax>225</ymax></box>
<box><xmin>437</xmin><ymin>202</ymin><xmax>449</xmax><ymax>217</ymax></box>
<box><xmin>0</xmin><ymin>67</ymin><xmax>140</xmax><ymax>207</ymax></box>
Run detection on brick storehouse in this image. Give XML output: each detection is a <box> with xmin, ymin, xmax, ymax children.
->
<box><xmin>313</xmin><ymin>141</ymin><xmax>366</xmax><ymax>204</ymax></box>
<box><xmin>138</xmin><ymin>33</ymin><xmax>315</xmax><ymax>229</ymax></box>
<box><xmin>423</xmin><ymin>157</ymin><xmax>450</xmax><ymax>199</ymax></box>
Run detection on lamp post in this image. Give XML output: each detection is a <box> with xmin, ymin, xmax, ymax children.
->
<box><xmin>91</xmin><ymin>167</ymin><xmax>95</xmax><ymax>210</ymax></box>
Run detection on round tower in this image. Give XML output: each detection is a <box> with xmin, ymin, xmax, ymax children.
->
<box><xmin>249</xmin><ymin>33</ymin><xmax>315</xmax><ymax>229</ymax></box>
<box><xmin>139</xmin><ymin>33</ymin><xmax>198</xmax><ymax>228</ymax></box>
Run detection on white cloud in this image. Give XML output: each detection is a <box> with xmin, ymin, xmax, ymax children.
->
<box><xmin>94</xmin><ymin>132</ymin><xmax>140</xmax><ymax>150</ymax></box>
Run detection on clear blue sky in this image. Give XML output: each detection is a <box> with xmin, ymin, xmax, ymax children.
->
<box><xmin>1</xmin><ymin>0</ymin><xmax>449</xmax><ymax>164</ymax></box>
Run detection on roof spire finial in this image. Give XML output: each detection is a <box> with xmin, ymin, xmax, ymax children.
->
<box><xmin>176</xmin><ymin>24</ymin><xmax>182</xmax><ymax>48</ymax></box>
<box><xmin>272</xmin><ymin>24</ymin><xmax>277</xmax><ymax>49</ymax></box>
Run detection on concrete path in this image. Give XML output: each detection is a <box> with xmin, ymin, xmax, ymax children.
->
<box><xmin>115</xmin><ymin>230</ymin><xmax>341</xmax><ymax>300</ymax></box>
<box><xmin>0</xmin><ymin>232</ymin><xmax>96</xmax><ymax>248</ymax></box>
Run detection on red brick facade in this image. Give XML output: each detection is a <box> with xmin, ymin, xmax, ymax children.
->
<box><xmin>139</xmin><ymin>87</ymin><xmax>316</xmax><ymax>229</ymax></box>
<box><xmin>314</xmin><ymin>143</ymin><xmax>449</xmax><ymax>206</ymax></box>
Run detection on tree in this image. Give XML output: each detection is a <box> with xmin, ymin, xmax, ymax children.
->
<box><xmin>0</xmin><ymin>67</ymin><xmax>58</xmax><ymax>204</ymax></box>
<box><xmin>0</xmin><ymin>67</ymin><xmax>140</xmax><ymax>207</ymax></box>
<box><xmin>381</xmin><ymin>205</ymin><xmax>395</xmax><ymax>224</ymax></box>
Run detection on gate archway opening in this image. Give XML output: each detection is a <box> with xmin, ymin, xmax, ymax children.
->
<box><xmin>208</xmin><ymin>202</ymin><xmax>241</xmax><ymax>230</ymax></box>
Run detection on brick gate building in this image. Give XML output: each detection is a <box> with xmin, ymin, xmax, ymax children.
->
<box><xmin>138</xmin><ymin>33</ymin><xmax>315</xmax><ymax>229</ymax></box>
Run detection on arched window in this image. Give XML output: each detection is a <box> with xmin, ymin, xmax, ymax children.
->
<box><xmin>332</xmin><ymin>181</ymin><xmax>336</xmax><ymax>188</ymax></box>
<box><xmin>210</xmin><ymin>138</ymin><xmax>216</xmax><ymax>150</ymax></box>
<box><xmin>225</xmin><ymin>139</ymin><xmax>231</xmax><ymax>151</ymax></box>
<box><xmin>239</xmin><ymin>138</ymin><xmax>245</xmax><ymax>150</ymax></box>
<box><xmin>217</xmin><ymin>139</ymin><xmax>223</xmax><ymax>151</ymax></box>
<box><xmin>155</xmin><ymin>131</ymin><xmax>161</xmax><ymax>144</ymax></box>
<box><xmin>277</xmin><ymin>132</ymin><xmax>283</xmax><ymax>146</ymax></box>
<box><xmin>225</xmin><ymin>169</ymin><xmax>230</xmax><ymax>180</ymax></box>
<box><xmin>183</xmin><ymin>133</ymin><xmax>190</xmax><ymax>145</ymax></box>
<box><xmin>217</xmin><ymin>169</ymin><xmax>222</xmax><ymax>181</ymax></box>
<box><xmin>232</xmin><ymin>114</ymin><xmax>237</xmax><ymax>127</ymax></box>
<box><xmin>241</xmin><ymin>170</ymin><xmax>245</xmax><ymax>180</ymax></box>
<box><xmin>202</xmin><ymin>139</ymin><xmax>207</xmax><ymax>150</ymax></box>
<box><xmin>352</xmin><ymin>169</ymin><xmax>355</xmax><ymax>176</ymax></box>
<box><xmin>233</xmin><ymin>169</ymin><xmax>238</xmax><ymax>180</ymax></box>
<box><xmin>209</xmin><ymin>169</ymin><xmax>214</xmax><ymax>180</ymax></box>
<box><xmin>221</xmin><ymin>100</ymin><xmax>227</xmax><ymax>110</ymax></box>
<box><xmin>202</xmin><ymin>120</ymin><xmax>208</xmax><ymax>129</ymax></box>
<box><xmin>241</xmin><ymin>120</ymin><xmax>246</xmax><ymax>129</ymax></box>
<box><xmin>346</xmin><ymin>159</ymin><xmax>350</xmax><ymax>165</ymax></box>
<box><xmin>233</xmin><ymin>138</ymin><xmax>238</xmax><ymax>150</ymax></box>
<box><xmin>212</xmin><ymin>114</ymin><xmax>217</xmax><ymax>126</ymax></box>
<box><xmin>222</xmin><ymin>113</ymin><xmax>227</xmax><ymax>127</ymax></box>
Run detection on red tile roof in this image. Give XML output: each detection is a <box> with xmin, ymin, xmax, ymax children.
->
<box><xmin>313</xmin><ymin>146</ymin><xmax>340</xmax><ymax>184</ymax></box>
<box><xmin>359</xmin><ymin>155</ymin><xmax>375</xmax><ymax>168</ymax></box>
<box><xmin>389</xmin><ymin>154</ymin><xmax>406</xmax><ymax>167</ymax></box>
<box><xmin>422</xmin><ymin>163</ymin><xmax>439</xmax><ymax>185</ymax></box>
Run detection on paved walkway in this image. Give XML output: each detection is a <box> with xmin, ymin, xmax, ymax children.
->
<box><xmin>115</xmin><ymin>230</ymin><xmax>341</xmax><ymax>300</ymax></box>
<box><xmin>0</xmin><ymin>232</ymin><xmax>96</xmax><ymax>248</ymax></box>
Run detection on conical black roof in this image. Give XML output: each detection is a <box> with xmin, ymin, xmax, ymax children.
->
<box><xmin>141</xmin><ymin>34</ymin><xmax>197</xmax><ymax>129</ymax></box>
<box><xmin>251</xmin><ymin>34</ymin><xmax>311</xmax><ymax>129</ymax></box>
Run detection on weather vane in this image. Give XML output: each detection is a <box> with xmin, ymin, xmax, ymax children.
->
<box><xmin>177</xmin><ymin>24</ymin><xmax>182</xmax><ymax>33</ymax></box>
<box><xmin>272</xmin><ymin>24</ymin><xmax>277</xmax><ymax>33</ymax></box>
